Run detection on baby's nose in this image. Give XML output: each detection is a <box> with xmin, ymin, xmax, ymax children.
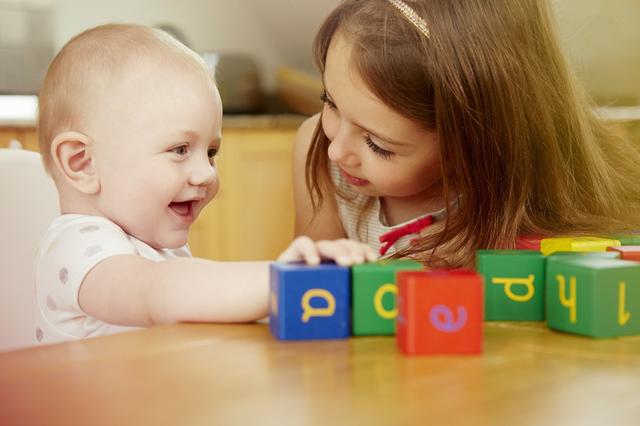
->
<box><xmin>190</xmin><ymin>161</ymin><xmax>217</xmax><ymax>187</ymax></box>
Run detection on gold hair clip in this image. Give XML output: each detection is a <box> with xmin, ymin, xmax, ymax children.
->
<box><xmin>387</xmin><ymin>0</ymin><xmax>430</xmax><ymax>39</ymax></box>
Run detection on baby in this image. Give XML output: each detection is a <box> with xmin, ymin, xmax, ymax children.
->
<box><xmin>34</xmin><ymin>24</ymin><xmax>376</xmax><ymax>344</ymax></box>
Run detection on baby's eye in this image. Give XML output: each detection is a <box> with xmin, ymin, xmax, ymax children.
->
<box><xmin>207</xmin><ymin>147</ymin><xmax>219</xmax><ymax>164</ymax></box>
<box><xmin>364</xmin><ymin>135</ymin><xmax>395</xmax><ymax>159</ymax></box>
<box><xmin>171</xmin><ymin>145</ymin><xmax>189</xmax><ymax>156</ymax></box>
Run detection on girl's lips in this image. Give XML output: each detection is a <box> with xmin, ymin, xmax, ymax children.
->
<box><xmin>339</xmin><ymin>167</ymin><xmax>369</xmax><ymax>186</ymax></box>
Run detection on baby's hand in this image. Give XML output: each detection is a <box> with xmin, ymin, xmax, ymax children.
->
<box><xmin>278</xmin><ymin>236</ymin><xmax>378</xmax><ymax>266</ymax></box>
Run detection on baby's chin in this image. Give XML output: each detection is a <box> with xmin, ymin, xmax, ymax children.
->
<box><xmin>144</xmin><ymin>232</ymin><xmax>189</xmax><ymax>250</ymax></box>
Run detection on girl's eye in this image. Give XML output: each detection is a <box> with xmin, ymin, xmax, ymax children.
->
<box><xmin>207</xmin><ymin>147</ymin><xmax>219</xmax><ymax>164</ymax></box>
<box><xmin>320</xmin><ymin>91</ymin><xmax>337</xmax><ymax>111</ymax></box>
<box><xmin>171</xmin><ymin>145</ymin><xmax>189</xmax><ymax>156</ymax></box>
<box><xmin>365</xmin><ymin>135</ymin><xmax>394</xmax><ymax>159</ymax></box>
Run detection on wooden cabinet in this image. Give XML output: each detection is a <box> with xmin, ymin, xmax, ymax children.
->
<box><xmin>188</xmin><ymin>125</ymin><xmax>299</xmax><ymax>261</ymax></box>
<box><xmin>0</xmin><ymin>127</ymin><xmax>38</xmax><ymax>151</ymax></box>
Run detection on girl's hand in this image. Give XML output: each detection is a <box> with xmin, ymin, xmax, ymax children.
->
<box><xmin>278</xmin><ymin>236</ymin><xmax>378</xmax><ymax>266</ymax></box>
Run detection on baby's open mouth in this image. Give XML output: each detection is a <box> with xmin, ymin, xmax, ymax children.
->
<box><xmin>169</xmin><ymin>201</ymin><xmax>194</xmax><ymax>217</ymax></box>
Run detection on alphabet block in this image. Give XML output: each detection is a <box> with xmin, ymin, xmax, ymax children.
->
<box><xmin>540</xmin><ymin>236</ymin><xmax>620</xmax><ymax>256</ymax></box>
<box><xmin>396</xmin><ymin>270</ymin><xmax>483</xmax><ymax>355</ymax></box>
<box><xmin>269</xmin><ymin>262</ymin><xmax>350</xmax><ymax>340</ymax></box>
<box><xmin>351</xmin><ymin>259</ymin><xmax>423</xmax><ymax>336</ymax></box>
<box><xmin>549</xmin><ymin>251</ymin><xmax>620</xmax><ymax>260</ymax></box>
<box><xmin>546</xmin><ymin>257</ymin><xmax>640</xmax><ymax>338</ymax></box>
<box><xmin>476</xmin><ymin>250</ymin><xmax>545</xmax><ymax>321</ymax></box>
<box><xmin>606</xmin><ymin>235</ymin><xmax>640</xmax><ymax>246</ymax></box>
<box><xmin>607</xmin><ymin>245</ymin><xmax>640</xmax><ymax>262</ymax></box>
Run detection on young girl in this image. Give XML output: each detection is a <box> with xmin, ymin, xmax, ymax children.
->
<box><xmin>293</xmin><ymin>0</ymin><xmax>640</xmax><ymax>268</ymax></box>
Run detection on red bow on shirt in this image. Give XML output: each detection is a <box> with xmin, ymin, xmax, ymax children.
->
<box><xmin>378</xmin><ymin>214</ymin><xmax>434</xmax><ymax>256</ymax></box>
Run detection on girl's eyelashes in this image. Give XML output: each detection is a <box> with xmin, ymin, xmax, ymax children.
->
<box><xmin>320</xmin><ymin>89</ymin><xmax>394</xmax><ymax>159</ymax></box>
<box><xmin>365</xmin><ymin>135</ymin><xmax>394</xmax><ymax>159</ymax></box>
<box><xmin>320</xmin><ymin>91</ymin><xmax>337</xmax><ymax>111</ymax></box>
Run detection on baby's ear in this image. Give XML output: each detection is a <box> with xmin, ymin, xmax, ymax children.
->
<box><xmin>50</xmin><ymin>131</ymin><xmax>100</xmax><ymax>195</ymax></box>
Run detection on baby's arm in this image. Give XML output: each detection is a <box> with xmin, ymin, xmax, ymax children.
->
<box><xmin>79</xmin><ymin>255</ymin><xmax>271</xmax><ymax>326</ymax></box>
<box><xmin>292</xmin><ymin>114</ymin><xmax>345</xmax><ymax>240</ymax></box>
<box><xmin>78</xmin><ymin>236</ymin><xmax>376</xmax><ymax>327</ymax></box>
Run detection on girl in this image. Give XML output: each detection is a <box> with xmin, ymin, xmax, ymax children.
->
<box><xmin>293</xmin><ymin>0</ymin><xmax>640</xmax><ymax>268</ymax></box>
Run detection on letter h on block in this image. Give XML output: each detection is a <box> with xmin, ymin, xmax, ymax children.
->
<box><xmin>396</xmin><ymin>270</ymin><xmax>483</xmax><ymax>355</ymax></box>
<box><xmin>546</xmin><ymin>257</ymin><xmax>640</xmax><ymax>338</ymax></box>
<box><xmin>269</xmin><ymin>263</ymin><xmax>351</xmax><ymax>340</ymax></box>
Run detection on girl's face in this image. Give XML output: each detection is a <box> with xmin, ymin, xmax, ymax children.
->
<box><xmin>321</xmin><ymin>33</ymin><xmax>443</xmax><ymax>208</ymax></box>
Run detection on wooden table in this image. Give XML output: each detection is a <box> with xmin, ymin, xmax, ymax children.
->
<box><xmin>1</xmin><ymin>322</ymin><xmax>639</xmax><ymax>425</ymax></box>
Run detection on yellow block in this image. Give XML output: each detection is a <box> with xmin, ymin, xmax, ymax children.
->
<box><xmin>540</xmin><ymin>237</ymin><xmax>621</xmax><ymax>256</ymax></box>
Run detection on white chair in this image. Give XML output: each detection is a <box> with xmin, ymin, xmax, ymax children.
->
<box><xmin>0</xmin><ymin>148</ymin><xmax>59</xmax><ymax>352</ymax></box>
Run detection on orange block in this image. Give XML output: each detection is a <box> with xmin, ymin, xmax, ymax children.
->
<box><xmin>607</xmin><ymin>245</ymin><xmax>640</xmax><ymax>262</ymax></box>
<box><xmin>396</xmin><ymin>270</ymin><xmax>484</xmax><ymax>355</ymax></box>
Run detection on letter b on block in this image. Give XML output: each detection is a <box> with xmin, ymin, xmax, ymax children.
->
<box><xmin>476</xmin><ymin>250</ymin><xmax>545</xmax><ymax>321</ymax></box>
<box><xmin>396</xmin><ymin>270</ymin><xmax>483</xmax><ymax>355</ymax></box>
<box><xmin>269</xmin><ymin>263</ymin><xmax>350</xmax><ymax>340</ymax></box>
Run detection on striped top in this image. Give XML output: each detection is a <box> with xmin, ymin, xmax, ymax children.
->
<box><xmin>330</xmin><ymin>163</ymin><xmax>447</xmax><ymax>255</ymax></box>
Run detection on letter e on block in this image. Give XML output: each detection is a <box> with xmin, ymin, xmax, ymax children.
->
<box><xmin>396</xmin><ymin>270</ymin><xmax>483</xmax><ymax>355</ymax></box>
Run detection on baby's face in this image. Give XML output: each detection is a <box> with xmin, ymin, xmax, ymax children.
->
<box><xmin>87</xmin><ymin>61</ymin><xmax>222</xmax><ymax>249</ymax></box>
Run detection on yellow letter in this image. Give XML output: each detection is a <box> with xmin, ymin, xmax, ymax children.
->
<box><xmin>301</xmin><ymin>289</ymin><xmax>336</xmax><ymax>323</ymax></box>
<box><xmin>491</xmin><ymin>275</ymin><xmax>535</xmax><ymax>302</ymax></box>
<box><xmin>374</xmin><ymin>283</ymin><xmax>398</xmax><ymax>320</ymax></box>
<box><xmin>618</xmin><ymin>281</ymin><xmax>631</xmax><ymax>326</ymax></box>
<box><xmin>556</xmin><ymin>274</ymin><xmax>577</xmax><ymax>323</ymax></box>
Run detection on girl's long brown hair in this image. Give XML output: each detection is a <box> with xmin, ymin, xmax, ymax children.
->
<box><xmin>306</xmin><ymin>0</ymin><xmax>640</xmax><ymax>268</ymax></box>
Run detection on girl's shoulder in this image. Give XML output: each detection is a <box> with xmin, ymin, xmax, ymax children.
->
<box><xmin>293</xmin><ymin>113</ymin><xmax>321</xmax><ymax>157</ymax></box>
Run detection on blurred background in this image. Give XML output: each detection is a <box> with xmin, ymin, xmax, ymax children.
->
<box><xmin>1</xmin><ymin>0</ymin><xmax>639</xmax><ymax>261</ymax></box>
<box><xmin>0</xmin><ymin>0</ymin><xmax>639</xmax><ymax>110</ymax></box>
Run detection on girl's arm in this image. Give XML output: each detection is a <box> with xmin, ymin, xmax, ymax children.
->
<box><xmin>292</xmin><ymin>114</ymin><xmax>346</xmax><ymax>240</ymax></box>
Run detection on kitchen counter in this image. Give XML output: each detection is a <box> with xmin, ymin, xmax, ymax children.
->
<box><xmin>1</xmin><ymin>94</ymin><xmax>637</xmax><ymax>131</ymax></box>
<box><xmin>0</xmin><ymin>95</ymin><xmax>307</xmax><ymax>129</ymax></box>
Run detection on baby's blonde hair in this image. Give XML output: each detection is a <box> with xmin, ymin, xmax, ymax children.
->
<box><xmin>38</xmin><ymin>23</ymin><xmax>212</xmax><ymax>174</ymax></box>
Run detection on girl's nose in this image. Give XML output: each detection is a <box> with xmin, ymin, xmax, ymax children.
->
<box><xmin>327</xmin><ymin>131</ymin><xmax>359</xmax><ymax>166</ymax></box>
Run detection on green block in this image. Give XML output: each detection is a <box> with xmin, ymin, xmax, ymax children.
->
<box><xmin>549</xmin><ymin>251</ymin><xmax>620</xmax><ymax>259</ymax></box>
<box><xmin>605</xmin><ymin>234</ymin><xmax>640</xmax><ymax>246</ymax></box>
<box><xmin>352</xmin><ymin>259</ymin><xmax>423</xmax><ymax>336</ymax></box>
<box><xmin>476</xmin><ymin>250</ymin><xmax>545</xmax><ymax>321</ymax></box>
<box><xmin>546</xmin><ymin>257</ymin><xmax>640</xmax><ymax>338</ymax></box>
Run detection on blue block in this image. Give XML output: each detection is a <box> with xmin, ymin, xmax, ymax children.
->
<box><xmin>269</xmin><ymin>262</ymin><xmax>351</xmax><ymax>340</ymax></box>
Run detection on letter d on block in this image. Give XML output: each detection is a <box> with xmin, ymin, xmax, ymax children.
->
<box><xmin>301</xmin><ymin>289</ymin><xmax>336</xmax><ymax>323</ymax></box>
<box><xmin>491</xmin><ymin>275</ymin><xmax>535</xmax><ymax>302</ymax></box>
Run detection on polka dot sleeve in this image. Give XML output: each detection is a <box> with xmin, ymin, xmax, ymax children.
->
<box><xmin>34</xmin><ymin>216</ymin><xmax>138</xmax><ymax>340</ymax></box>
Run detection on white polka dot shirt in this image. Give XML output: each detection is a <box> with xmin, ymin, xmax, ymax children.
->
<box><xmin>34</xmin><ymin>215</ymin><xmax>191</xmax><ymax>344</ymax></box>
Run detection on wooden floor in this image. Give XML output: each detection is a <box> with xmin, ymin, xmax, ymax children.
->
<box><xmin>1</xmin><ymin>321</ymin><xmax>639</xmax><ymax>425</ymax></box>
